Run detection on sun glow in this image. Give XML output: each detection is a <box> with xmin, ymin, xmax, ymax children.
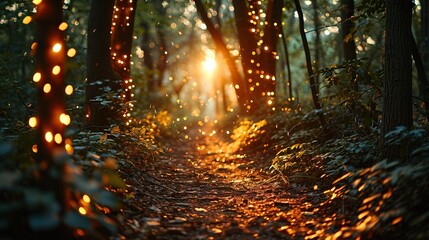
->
<box><xmin>202</xmin><ymin>57</ymin><xmax>216</xmax><ymax>72</ymax></box>
<box><xmin>202</xmin><ymin>50</ymin><xmax>217</xmax><ymax>73</ymax></box>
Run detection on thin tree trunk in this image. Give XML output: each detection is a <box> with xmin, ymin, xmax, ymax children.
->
<box><xmin>313</xmin><ymin>0</ymin><xmax>321</xmax><ymax>92</ymax></box>
<box><xmin>154</xmin><ymin>0</ymin><xmax>168</xmax><ymax>88</ymax></box>
<box><xmin>411</xmin><ymin>33</ymin><xmax>429</xmax><ymax>120</ymax></box>
<box><xmin>141</xmin><ymin>20</ymin><xmax>156</xmax><ymax>91</ymax></box>
<box><xmin>294</xmin><ymin>0</ymin><xmax>326</xmax><ymax>126</ymax></box>
<box><xmin>382</xmin><ymin>0</ymin><xmax>413</xmax><ymax>160</ymax></box>
<box><xmin>280</xmin><ymin>25</ymin><xmax>293</xmax><ymax>99</ymax></box>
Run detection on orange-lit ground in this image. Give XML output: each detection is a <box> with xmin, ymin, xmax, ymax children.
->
<box><xmin>118</xmin><ymin>126</ymin><xmax>336</xmax><ymax>239</ymax></box>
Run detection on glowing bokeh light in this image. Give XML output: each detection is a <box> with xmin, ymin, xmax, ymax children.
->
<box><xmin>58</xmin><ymin>22</ymin><xmax>68</xmax><ymax>31</ymax></box>
<box><xmin>52</xmin><ymin>65</ymin><xmax>61</xmax><ymax>75</ymax></box>
<box><xmin>65</xmin><ymin>85</ymin><xmax>74</xmax><ymax>95</ymax></box>
<box><xmin>43</xmin><ymin>83</ymin><xmax>52</xmax><ymax>93</ymax></box>
<box><xmin>33</xmin><ymin>72</ymin><xmax>41</xmax><ymax>82</ymax></box>
<box><xmin>52</xmin><ymin>43</ymin><xmax>62</xmax><ymax>53</ymax></box>
<box><xmin>67</xmin><ymin>48</ymin><xmax>76</xmax><ymax>57</ymax></box>
<box><xmin>45</xmin><ymin>131</ymin><xmax>53</xmax><ymax>143</ymax></box>
<box><xmin>23</xmin><ymin>16</ymin><xmax>32</xmax><ymax>24</ymax></box>
<box><xmin>29</xmin><ymin>117</ymin><xmax>37</xmax><ymax>128</ymax></box>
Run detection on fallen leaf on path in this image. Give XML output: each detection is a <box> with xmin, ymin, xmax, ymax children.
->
<box><xmin>211</xmin><ymin>228</ymin><xmax>222</xmax><ymax>234</ymax></box>
<box><xmin>194</xmin><ymin>207</ymin><xmax>208</xmax><ymax>212</ymax></box>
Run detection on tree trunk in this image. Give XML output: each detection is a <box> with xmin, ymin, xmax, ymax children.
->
<box><xmin>381</xmin><ymin>0</ymin><xmax>413</xmax><ymax>160</ymax></box>
<box><xmin>260</xmin><ymin>0</ymin><xmax>284</xmax><ymax>99</ymax></box>
<box><xmin>294</xmin><ymin>0</ymin><xmax>326</xmax><ymax>126</ymax></box>
<box><xmin>411</xmin><ymin>33</ymin><xmax>429</xmax><ymax>120</ymax></box>
<box><xmin>341</xmin><ymin>0</ymin><xmax>358</xmax><ymax>89</ymax></box>
<box><xmin>313</xmin><ymin>0</ymin><xmax>321</xmax><ymax>92</ymax></box>
<box><xmin>86</xmin><ymin>0</ymin><xmax>117</xmax><ymax>128</ymax></box>
<box><xmin>111</xmin><ymin>0</ymin><xmax>138</xmax><ymax>103</ymax></box>
<box><xmin>154</xmin><ymin>0</ymin><xmax>168</xmax><ymax>89</ymax></box>
<box><xmin>421</xmin><ymin>0</ymin><xmax>429</xmax><ymax>78</ymax></box>
<box><xmin>33</xmin><ymin>0</ymin><xmax>72</xmax><ymax>237</ymax></box>
<box><xmin>280</xmin><ymin>25</ymin><xmax>293</xmax><ymax>99</ymax></box>
<box><xmin>141</xmin><ymin>20</ymin><xmax>156</xmax><ymax>91</ymax></box>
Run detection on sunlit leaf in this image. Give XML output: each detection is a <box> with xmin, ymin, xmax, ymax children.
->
<box><xmin>100</xmin><ymin>133</ymin><xmax>107</xmax><ymax>143</ymax></box>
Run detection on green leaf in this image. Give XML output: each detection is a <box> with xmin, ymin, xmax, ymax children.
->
<box><xmin>93</xmin><ymin>190</ymin><xmax>120</xmax><ymax>210</ymax></box>
<box><xmin>28</xmin><ymin>212</ymin><xmax>59</xmax><ymax>230</ymax></box>
<box><xmin>64</xmin><ymin>211</ymin><xmax>91</xmax><ymax>230</ymax></box>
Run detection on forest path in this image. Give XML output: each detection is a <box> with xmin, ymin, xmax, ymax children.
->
<box><xmin>119</xmin><ymin>127</ymin><xmax>328</xmax><ymax>239</ymax></box>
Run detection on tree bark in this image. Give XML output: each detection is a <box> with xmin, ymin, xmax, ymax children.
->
<box><xmin>111</xmin><ymin>0</ymin><xmax>138</xmax><ymax>103</ymax></box>
<box><xmin>313</xmin><ymin>0</ymin><xmax>321</xmax><ymax>92</ymax></box>
<box><xmin>86</xmin><ymin>0</ymin><xmax>117</xmax><ymax>128</ymax></box>
<box><xmin>341</xmin><ymin>0</ymin><xmax>358</xmax><ymax>89</ymax></box>
<box><xmin>411</xmin><ymin>33</ymin><xmax>429</xmax><ymax>120</ymax></box>
<box><xmin>260</xmin><ymin>0</ymin><xmax>284</xmax><ymax>98</ymax></box>
<box><xmin>421</xmin><ymin>0</ymin><xmax>429</xmax><ymax>78</ymax></box>
<box><xmin>294</xmin><ymin>0</ymin><xmax>326</xmax><ymax>126</ymax></box>
<box><xmin>381</xmin><ymin>0</ymin><xmax>413</xmax><ymax>160</ymax></box>
<box><xmin>33</xmin><ymin>0</ymin><xmax>72</xmax><ymax>237</ymax></box>
<box><xmin>280</xmin><ymin>25</ymin><xmax>293</xmax><ymax>99</ymax></box>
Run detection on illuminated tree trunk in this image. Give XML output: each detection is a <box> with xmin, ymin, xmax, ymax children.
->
<box><xmin>381</xmin><ymin>0</ymin><xmax>413</xmax><ymax>160</ymax></box>
<box><xmin>111</xmin><ymin>0</ymin><xmax>137</xmax><ymax>103</ymax></box>
<box><xmin>231</xmin><ymin>0</ymin><xmax>256</xmax><ymax>99</ymax></box>
<box><xmin>260</xmin><ymin>0</ymin><xmax>284</xmax><ymax>99</ymax></box>
<box><xmin>86</xmin><ymin>0</ymin><xmax>117</xmax><ymax>128</ymax></box>
<box><xmin>294</xmin><ymin>0</ymin><xmax>326</xmax><ymax>126</ymax></box>
<box><xmin>33</xmin><ymin>0</ymin><xmax>71</xmax><ymax>236</ymax></box>
<box><xmin>194</xmin><ymin>0</ymin><xmax>249</xmax><ymax>110</ymax></box>
<box><xmin>231</xmin><ymin>0</ymin><xmax>283</xmax><ymax>112</ymax></box>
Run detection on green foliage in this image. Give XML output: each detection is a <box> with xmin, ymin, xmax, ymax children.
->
<box><xmin>322</xmin><ymin>127</ymin><xmax>429</xmax><ymax>239</ymax></box>
<box><xmin>0</xmin><ymin>128</ymin><xmax>123</xmax><ymax>238</ymax></box>
<box><xmin>356</xmin><ymin>0</ymin><xmax>386</xmax><ymax>18</ymax></box>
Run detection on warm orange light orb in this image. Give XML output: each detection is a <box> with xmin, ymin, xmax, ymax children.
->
<box><xmin>23</xmin><ymin>16</ymin><xmax>32</xmax><ymax>24</ymax></box>
<box><xmin>29</xmin><ymin>117</ymin><xmax>37</xmax><ymax>128</ymax></box>
<box><xmin>33</xmin><ymin>72</ymin><xmax>41</xmax><ymax>82</ymax></box>
<box><xmin>67</xmin><ymin>48</ymin><xmax>76</xmax><ymax>57</ymax></box>
<box><xmin>58</xmin><ymin>22</ymin><xmax>68</xmax><ymax>31</ymax></box>
<box><xmin>65</xmin><ymin>85</ymin><xmax>74</xmax><ymax>95</ymax></box>
<box><xmin>52</xmin><ymin>43</ymin><xmax>62</xmax><ymax>53</ymax></box>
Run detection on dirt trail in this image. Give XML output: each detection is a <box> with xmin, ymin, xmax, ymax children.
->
<box><xmin>120</xmin><ymin>128</ymin><xmax>328</xmax><ymax>239</ymax></box>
